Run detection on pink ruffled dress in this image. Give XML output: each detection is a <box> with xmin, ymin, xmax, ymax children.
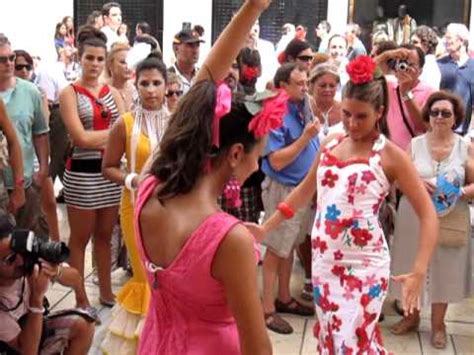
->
<box><xmin>134</xmin><ymin>175</ymin><xmax>256</xmax><ymax>354</ymax></box>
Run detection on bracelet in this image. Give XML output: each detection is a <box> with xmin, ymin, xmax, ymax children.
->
<box><xmin>277</xmin><ymin>202</ymin><xmax>295</xmax><ymax>219</ymax></box>
<box><xmin>124</xmin><ymin>173</ymin><xmax>138</xmax><ymax>191</ymax></box>
<box><xmin>28</xmin><ymin>305</ymin><xmax>45</xmax><ymax>314</ymax></box>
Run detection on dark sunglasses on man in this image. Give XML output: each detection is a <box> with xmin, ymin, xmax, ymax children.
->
<box><xmin>0</xmin><ymin>54</ymin><xmax>16</xmax><ymax>64</ymax></box>
<box><xmin>166</xmin><ymin>90</ymin><xmax>183</xmax><ymax>98</ymax></box>
<box><xmin>15</xmin><ymin>64</ymin><xmax>32</xmax><ymax>71</ymax></box>
<box><xmin>297</xmin><ymin>55</ymin><xmax>313</xmax><ymax>62</ymax></box>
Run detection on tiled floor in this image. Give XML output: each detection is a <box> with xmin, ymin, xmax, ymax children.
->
<box><xmin>47</xmin><ymin>204</ymin><xmax>474</xmax><ymax>354</ymax></box>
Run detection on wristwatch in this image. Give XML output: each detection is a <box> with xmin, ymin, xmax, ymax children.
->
<box><xmin>402</xmin><ymin>90</ymin><xmax>414</xmax><ymax>102</ymax></box>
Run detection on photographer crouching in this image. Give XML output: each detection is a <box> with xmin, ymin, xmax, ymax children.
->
<box><xmin>0</xmin><ymin>213</ymin><xmax>94</xmax><ymax>355</ymax></box>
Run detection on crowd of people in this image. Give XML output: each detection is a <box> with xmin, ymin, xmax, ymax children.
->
<box><xmin>0</xmin><ymin>0</ymin><xmax>472</xmax><ymax>353</ymax></box>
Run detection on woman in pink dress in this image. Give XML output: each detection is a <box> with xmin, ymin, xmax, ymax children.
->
<box><xmin>134</xmin><ymin>1</ymin><xmax>273</xmax><ymax>354</ymax></box>
<box><xmin>249</xmin><ymin>56</ymin><xmax>439</xmax><ymax>353</ymax></box>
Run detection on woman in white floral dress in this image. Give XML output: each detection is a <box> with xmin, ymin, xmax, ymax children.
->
<box><xmin>249</xmin><ymin>56</ymin><xmax>439</xmax><ymax>353</ymax></box>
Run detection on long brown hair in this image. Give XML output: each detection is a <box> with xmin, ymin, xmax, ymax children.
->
<box><xmin>342</xmin><ymin>75</ymin><xmax>390</xmax><ymax>138</ymax></box>
<box><xmin>149</xmin><ymin>80</ymin><xmax>258</xmax><ymax>202</ymax></box>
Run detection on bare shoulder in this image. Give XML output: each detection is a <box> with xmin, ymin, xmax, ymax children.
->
<box><xmin>219</xmin><ymin>223</ymin><xmax>255</xmax><ymax>252</ymax></box>
<box><xmin>380</xmin><ymin>139</ymin><xmax>411</xmax><ymax>182</ymax></box>
<box><xmin>321</xmin><ymin>132</ymin><xmax>344</xmax><ymax>148</ymax></box>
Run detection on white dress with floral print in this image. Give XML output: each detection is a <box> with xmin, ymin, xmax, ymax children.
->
<box><xmin>312</xmin><ymin>134</ymin><xmax>391</xmax><ymax>354</ymax></box>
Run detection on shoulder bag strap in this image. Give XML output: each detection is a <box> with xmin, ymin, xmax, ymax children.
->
<box><xmin>396</xmin><ymin>86</ymin><xmax>416</xmax><ymax>137</ymax></box>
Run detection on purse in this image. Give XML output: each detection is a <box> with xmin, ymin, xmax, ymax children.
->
<box><xmin>438</xmin><ymin>202</ymin><xmax>470</xmax><ymax>248</ymax></box>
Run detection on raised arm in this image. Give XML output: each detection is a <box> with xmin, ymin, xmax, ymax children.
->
<box><xmin>59</xmin><ymin>86</ymin><xmax>110</xmax><ymax>149</ymax></box>
<box><xmin>194</xmin><ymin>0</ymin><xmax>271</xmax><ymax>83</ymax></box>
<box><xmin>384</xmin><ymin>142</ymin><xmax>438</xmax><ymax>315</ymax></box>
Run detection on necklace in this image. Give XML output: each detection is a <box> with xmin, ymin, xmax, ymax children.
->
<box><xmin>314</xmin><ymin>100</ymin><xmax>334</xmax><ymax>135</ymax></box>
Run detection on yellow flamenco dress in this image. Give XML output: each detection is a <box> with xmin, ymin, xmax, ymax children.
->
<box><xmin>101</xmin><ymin>109</ymin><xmax>167</xmax><ymax>354</ymax></box>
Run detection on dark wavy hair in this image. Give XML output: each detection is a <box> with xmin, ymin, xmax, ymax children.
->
<box><xmin>149</xmin><ymin>81</ymin><xmax>259</xmax><ymax>202</ymax></box>
<box><xmin>282</xmin><ymin>39</ymin><xmax>312</xmax><ymax>63</ymax></box>
<box><xmin>342</xmin><ymin>75</ymin><xmax>390</xmax><ymax>138</ymax></box>
<box><xmin>135</xmin><ymin>54</ymin><xmax>168</xmax><ymax>84</ymax></box>
<box><xmin>413</xmin><ymin>25</ymin><xmax>439</xmax><ymax>55</ymax></box>
<box><xmin>76</xmin><ymin>25</ymin><xmax>107</xmax><ymax>58</ymax></box>
<box><xmin>421</xmin><ymin>90</ymin><xmax>465</xmax><ymax>128</ymax></box>
<box><xmin>14</xmin><ymin>50</ymin><xmax>33</xmax><ymax>67</ymax></box>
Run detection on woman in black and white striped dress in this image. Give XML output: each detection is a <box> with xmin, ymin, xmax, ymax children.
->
<box><xmin>59</xmin><ymin>26</ymin><xmax>125</xmax><ymax>307</ymax></box>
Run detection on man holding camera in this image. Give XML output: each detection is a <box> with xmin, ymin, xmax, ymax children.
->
<box><xmin>375</xmin><ymin>44</ymin><xmax>434</xmax><ymax>149</ymax></box>
<box><xmin>0</xmin><ymin>219</ymin><xmax>94</xmax><ymax>355</ymax></box>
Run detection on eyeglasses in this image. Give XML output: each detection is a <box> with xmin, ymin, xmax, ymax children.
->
<box><xmin>297</xmin><ymin>55</ymin><xmax>313</xmax><ymax>62</ymax></box>
<box><xmin>166</xmin><ymin>90</ymin><xmax>183</xmax><ymax>98</ymax></box>
<box><xmin>429</xmin><ymin>109</ymin><xmax>453</xmax><ymax>118</ymax></box>
<box><xmin>1</xmin><ymin>252</ymin><xmax>17</xmax><ymax>265</ymax></box>
<box><xmin>15</xmin><ymin>64</ymin><xmax>32</xmax><ymax>71</ymax></box>
<box><xmin>0</xmin><ymin>54</ymin><xmax>16</xmax><ymax>64</ymax></box>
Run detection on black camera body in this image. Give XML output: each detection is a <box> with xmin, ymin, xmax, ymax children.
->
<box><xmin>9</xmin><ymin>229</ymin><xmax>70</xmax><ymax>275</ymax></box>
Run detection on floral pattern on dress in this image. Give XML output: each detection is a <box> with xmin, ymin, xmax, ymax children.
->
<box><xmin>312</xmin><ymin>134</ymin><xmax>391</xmax><ymax>354</ymax></box>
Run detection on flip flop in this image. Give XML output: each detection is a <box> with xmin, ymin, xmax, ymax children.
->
<box><xmin>264</xmin><ymin>312</ymin><xmax>293</xmax><ymax>334</ymax></box>
<box><xmin>390</xmin><ymin>317</ymin><xmax>420</xmax><ymax>335</ymax></box>
<box><xmin>275</xmin><ymin>297</ymin><xmax>315</xmax><ymax>316</ymax></box>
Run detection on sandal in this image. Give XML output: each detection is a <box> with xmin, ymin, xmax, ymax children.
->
<box><xmin>431</xmin><ymin>328</ymin><xmax>447</xmax><ymax>349</ymax></box>
<box><xmin>300</xmin><ymin>282</ymin><xmax>313</xmax><ymax>302</ymax></box>
<box><xmin>390</xmin><ymin>317</ymin><xmax>420</xmax><ymax>335</ymax></box>
<box><xmin>99</xmin><ymin>297</ymin><xmax>116</xmax><ymax>308</ymax></box>
<box><xmin>275</xmin><ymin>297</ymin><xmax>315</xmax><ymax>316</ymax></box>
<box><xmin>264</xmin><ymin>312</ymin><xmax>293</xmax><ymax>334</ymax></box>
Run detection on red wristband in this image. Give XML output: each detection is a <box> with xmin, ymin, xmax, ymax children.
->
<box><xmin>277</xmin><ymin>202</ymin><xmax>295</xmax><ymax>219</ymax></box>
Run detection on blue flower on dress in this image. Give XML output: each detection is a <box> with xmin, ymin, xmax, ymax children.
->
<box><xmin>313</xmin><ymin>286</ymin><xmax>321</xmax><ymax>304</ymax></box>
<box><xmin>368</xmin><ymin>284</ymin><xmax>382</xmax><ymax>298</ymax></box>
<box><xmin>325</xmin><ymin>204</ymin><xmax>341</xmax><ymax>221</ymax></box>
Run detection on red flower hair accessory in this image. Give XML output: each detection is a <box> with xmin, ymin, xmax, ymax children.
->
<box><xmin>247</xmin><ymin>89</ymin><xmax>289</xmax><ymax>138</ymax></box>
<box><xmin>241</xmin><ymin>64</ymin><xmax>259</xmax><ymax>81</ymax></box>
<box><xmin>346</xmin><ymin>55</ymin><xmax>378</xmax><ymax>85</ymax></box>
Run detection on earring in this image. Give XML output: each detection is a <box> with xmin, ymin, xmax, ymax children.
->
<box><xmin>223</xmin><ymin>175</ymin><xmax>242</xmax><ymax>209</ymax></box>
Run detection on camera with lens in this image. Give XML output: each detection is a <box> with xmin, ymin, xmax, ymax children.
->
<box><xmin>9</xmin><ymin>229</ymin><xmax>70</xmax><ymax>275</ymax></box>
<box><xmin>388</xmin><ymin>58</ymin><xmax>409</xmax><ymax>72</ymax></box>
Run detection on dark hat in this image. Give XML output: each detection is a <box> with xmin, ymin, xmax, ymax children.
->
<box><xmin>173</xmin><ymin>29</ymin><xmax>204</xmax><ymax>44</ymax></box>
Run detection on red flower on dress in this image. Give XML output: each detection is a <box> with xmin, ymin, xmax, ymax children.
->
<box><xmin>361</xmin><ymin>170</ymin><xmax>376</xmax><ymax>184</ymax></box>
<box><xmin>322</xmin><ymin>169</ymin><xmax>339</xmax><ymax>188</ymax></box>
<box><xmin>381</xmin><ymin>277</ymin><xmax>388</xmax><ymax>291</ymax></box>
<box><xmin>351</xmin><ymin>228</ymin><xmax>373</xmax><ymax>247</ymax></box>
<box><xmin>331</xmin><ymin>265</ymin><xmax>345</xmax><ymax>278</ymax></box>
<box><xmin>334</xmin><ymin>250</ymin><xmax>344</xmax><ymax>260</ymax></box>
<box><xmin>332</xmin><ymin>315</ymin><xmax>342</xmax><ymax>332</ymax></box>
<box><xmin>344</xmin><ymin>274</ymin><xmax>363</xmax><ymax>292</ymax></box>
<box><xmin>360</xmin><ymin>294</ymin><xmax>371</xmax><ymax>307</ymax></box>
<box><xmin>312</xmin><ymin>237</ymin><xmax>328</xmax><ymax>254</ymax></box>
<box><xmin>325</xmin><ymin>219</ymin><xmax>345</xmax><ymax>239</ymax></box>
<box><xmin>346</xmin><ymin>55</ymin><xmax>377</xmax><ymax>85</ymax></box>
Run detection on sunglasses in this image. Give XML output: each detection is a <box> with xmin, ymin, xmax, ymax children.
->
<box><xmin>297</xmin><ymin>55</ymin><xmax>313</xmax><ymax>62</ymax></box>
<box><xmin>1</xmin><ymin>252</ymin><xmax>17</xmax><ymax>265</ymax></box>
<box><xmin>429</xmin><ymin>109</ymin><xmax>453</xmax><ymax>118</ymax></box>
<box><xmin>166</xmin><ymin>90</ymin><xmax>183</xmax><ymax>98</ymax></box>
<box><xmin>15</xmin><ymin>64</ymin><xmax>32</xmax><ymax>71</ymax></box>
<box><xmin>0</xmin><ymin>54</ymin><xmax>16</xmax><ymax>64</ymax></box>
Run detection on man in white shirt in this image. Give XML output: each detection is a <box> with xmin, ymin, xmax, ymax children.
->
<box><xmin>100</xmin><ymin>2</ymin><xmax>123</xmax><ymax>50</ymax></box>
<box><xmin>246</xmin><ymin>20</ymin><xmax>279</xmax><ymax>92</ymax></box>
